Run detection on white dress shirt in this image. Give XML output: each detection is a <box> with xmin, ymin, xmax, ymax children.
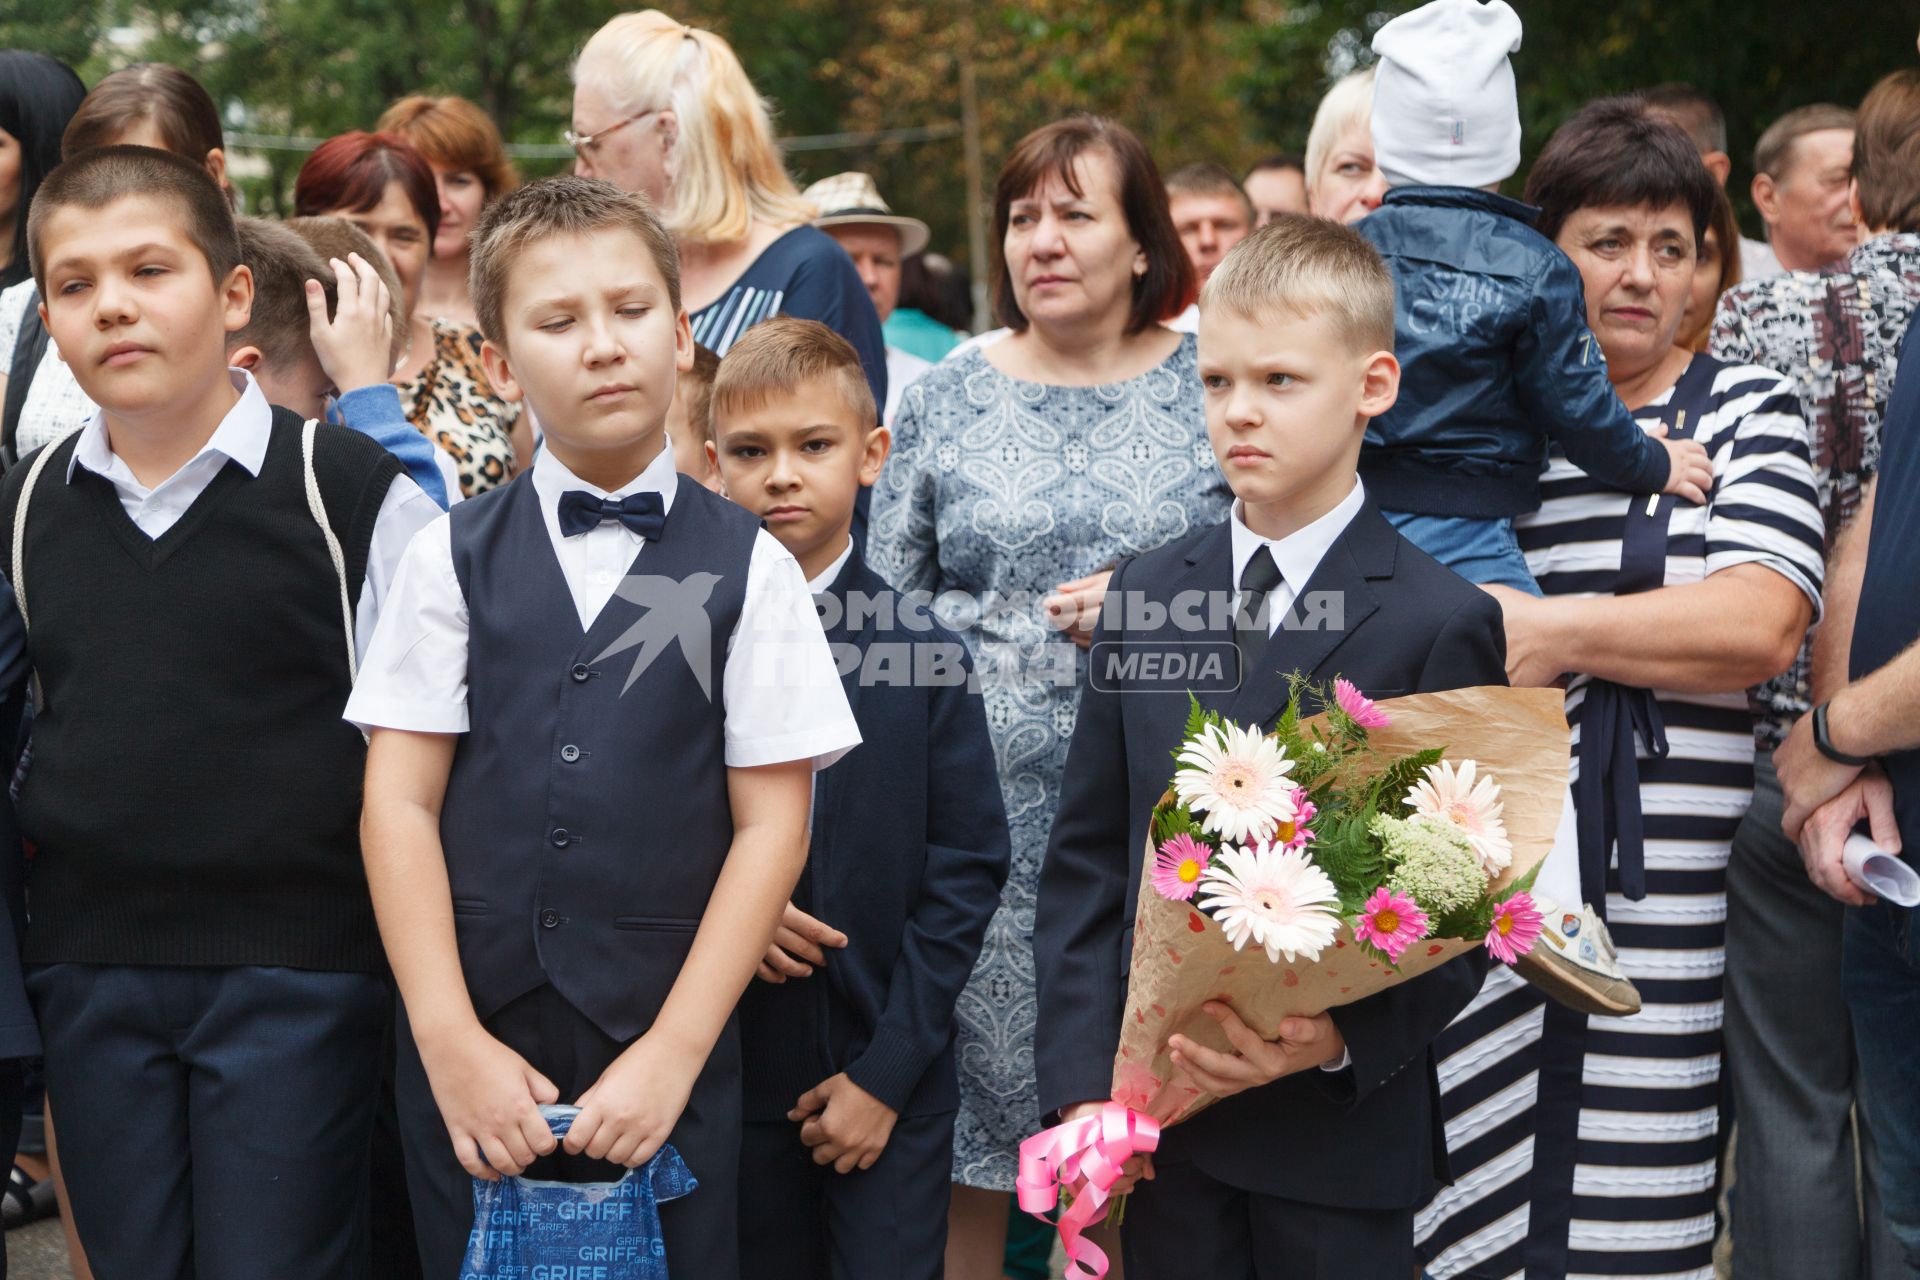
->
<box><xmin>345</xmin><ymin>442</ymin><xmax>862</xmax><ymax>771</ymax></box>
<box><xmin>806</xmin><ymin>538</ymin><xmax>855</xmax><ymax>595</ymax></box>
<box><xmin>65</xmin><ymin>369</ymin><xmax>439</xmax><ymax>661</ymax></box>
<box><xmin>1227</xmin><ymin>479</ymin><xmax>1367</xmax><ymax>633</ymax></box>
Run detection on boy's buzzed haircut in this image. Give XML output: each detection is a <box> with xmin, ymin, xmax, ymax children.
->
<box><xmin>1200</xmin><ymin>213</ymin><xmax>1395</xmax><ymax>354</ymax></box>
<box><xmin>684</xmin><ymin>342</ymin><xmax>722</xmax><ymax>445</ymax></box>
<box><xmin>285</xmin><ymin>215</ymin><xmax>409</xmax><ymax>371</ymax></box>
<box><xmin>229</xmin><ymin>217</ymin><xmax>331</xmax><ymax>370</ymax></box>
<box><xmin>711</xmin><ymin>317</ymin><xmax>876</xmax><ymax>433</ymax></box>
<box><xmin>28</xmin><ymin>145</ymin><xmax>240</xmax><ymax>293</ymax></box>
<box><xmin>468</xmin><ymin>174</ymin><xmax>679</xmax><ymax>347</ymax></box>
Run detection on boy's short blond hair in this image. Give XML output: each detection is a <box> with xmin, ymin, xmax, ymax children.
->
<box><xmin>467</xmin><ymin>175</ymin><xmax>680</xmax><ymax>347</ymax></box>
<box><xmin>710</xmin><ymin>317</ymin><xmax>876</xmax><ymax>435</ymax></box>
<box><xmin>1199</xmin><ymin>215</ymin><xmax>1395</xmax><ymax>355</ymax></box>
<box><xmin>682</xmin><ymin>342</ymin><xmax>721</xmax><ymax>445</ymax></box>
<box><xmin>284</xmin><ymin>216</ymin><xmax>409</xmax><ymax>371</ymax></box>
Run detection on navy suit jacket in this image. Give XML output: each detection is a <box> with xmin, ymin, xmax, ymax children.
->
<box><xmin>739</xmin><ymin>548</ymin><xmax>1010</xmax><ymax>1119</ymax></box>
<box><xmin>1034</xmin><ymin>499</ymin><xmax>1507</xmax><ymax>1209</ymax></box>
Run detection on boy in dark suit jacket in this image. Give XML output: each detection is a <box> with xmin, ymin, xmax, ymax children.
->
<box><xmin>707</xmin><ymin>317</ymin><xmax>1011</xmax><ymax>1280</ymax></box>
<box><xmin>1034</xmin><ymin>216</ymin><xmax>1508</xmax><ymax>1280</ymax></box>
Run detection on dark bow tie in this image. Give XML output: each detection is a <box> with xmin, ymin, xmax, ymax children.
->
<box><xmin>557</xmin><ymin>489</ymin><xmax>667</xmax><ymax>540</ymax></box>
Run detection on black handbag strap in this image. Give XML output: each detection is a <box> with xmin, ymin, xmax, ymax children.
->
<box><xmin>2</xmin><ymin>295</ymin><xmax>50</xmax><ymax>474</ymax></box>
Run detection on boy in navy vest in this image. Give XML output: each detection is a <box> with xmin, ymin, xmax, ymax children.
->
<box><xmin>706</xmin><ymin>317</ymin><xmax>1011</xmax><ymax>1280</ymax></box>
<box><xmin>1033</xmin><ymin>217</ymin><xmax>1508</xmax><ymax>1279</ymax></box>
<box><xmin>0</xmin><ymin>146</ymin><xmax>440</xmax><ymax>1276</ymax></box>
<box><xmin>350</xmin><ymin>177</ymin><xmax>861</xmax><ymax>1280</ymax></box>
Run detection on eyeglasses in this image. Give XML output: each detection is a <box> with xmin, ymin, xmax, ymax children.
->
<box><xmin>564</xmin><ymin>108</ymin><xmax>663</xmax><ymax>159</ymax></box>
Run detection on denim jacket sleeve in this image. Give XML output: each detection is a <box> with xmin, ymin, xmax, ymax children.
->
<box><xmin>333</xmin><ymin>385</ymin><xmax>451</xmax><ymax>510</ymax></box>
<box><xmin>1514</xmin><ymin>251</ymin><xmax>1672</xmax><ymax>495</ymax></box>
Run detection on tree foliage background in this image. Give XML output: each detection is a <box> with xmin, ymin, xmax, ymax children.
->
<box><xmin>5</xmin><ymin>0</ymin><xmax>1914</xmax><ymax>279</ymax></box>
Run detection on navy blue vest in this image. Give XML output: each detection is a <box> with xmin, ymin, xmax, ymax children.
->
<box><xmin>442</xmin><ymin>469</ymin><xmax>760</xmax><ymax>1042</ymax></box>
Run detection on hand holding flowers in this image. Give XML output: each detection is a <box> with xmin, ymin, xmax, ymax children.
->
<box><xmin>1167</xmin><ymin>1005</ymin><xmax>1345</xmax><ymax>1100</ymax></box>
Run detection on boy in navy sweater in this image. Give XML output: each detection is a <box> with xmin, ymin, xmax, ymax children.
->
<box><xmin>351</xmin><ymin>178</ymin><xmax>859</xmax><ymax>1280</ymax></box>
<box><xmin>707</xmin><ymin>317</ymin><xmax>1010</xmax><ymax>1280</ymax></box>
<box><xmin>1035</xmin><ymin>217</ymin><xmax>1506</xmax><ymax>1280</ymax></box>
<box><xmin>1</xmin><ymin>146</ymin><xmax>439</xmax><ymax>1276</ymax></box>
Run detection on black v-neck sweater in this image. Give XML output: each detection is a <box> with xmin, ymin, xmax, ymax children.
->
<box><xmin>0</xmin><ymin>409</ymin><xmax>400</xmax><ymax>970</ymax></box>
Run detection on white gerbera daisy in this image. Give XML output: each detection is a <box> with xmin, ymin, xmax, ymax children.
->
<box><xmin>1195</xmin><ymin>843</ymin><xmax>1341</xmax><ymax>964</ymax></box>
<box><xmin>1172</xmin><ymin>721</ymin><xmax>1297</xmax><ymax>846</ymax></box>
<box><xmin>1406</xmin><ymin>758</ymin><xmax>1512</xmax><ymax>875</ymax></box>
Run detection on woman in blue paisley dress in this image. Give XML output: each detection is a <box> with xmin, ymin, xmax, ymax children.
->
<box><xmin>870</xmin><ymin>115</ymin><xmax>1230</xmax><ymax>1278</ymax></box>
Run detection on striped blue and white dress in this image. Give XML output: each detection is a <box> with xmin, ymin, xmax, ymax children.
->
<box><xmin>1415</xmin><ymin>356</ymin><xmax>1824</xmax><ymax>1280</ymax></box>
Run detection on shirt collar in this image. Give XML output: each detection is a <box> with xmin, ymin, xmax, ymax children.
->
<box><xmin>531</xmin><ymin>438</ymin><xmax>680</xmax><ymax>516</ymax></box>
<box><xmin>67</xmin><ymin>368</ymin><xmax>272</xmax><ymax>485</ymax></box>
<box><xmin>1229</xmin><ymin>479</ymin><xmax>1366</xmax><ymax>598</ymax></box>
<box><xmin>1379</xmin><ymin>184</ymin><xmax>1540</xmax><ymax>225</ymax></box>
<box><xmin>806</xmin><ymin>538</ymin><xmax>855</xmax><ymax>595</ymax></box>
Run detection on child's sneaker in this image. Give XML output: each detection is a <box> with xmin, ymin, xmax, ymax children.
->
<box><xmin>1513</xmin><ymin>899</ymin><xmax>1642</xmax><ymax>1017</ymax></box>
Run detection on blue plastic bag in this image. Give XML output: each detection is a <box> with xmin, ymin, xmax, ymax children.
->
<box><xmin>459</xmin><ymin>1105</ymin><xmax>697</xmax><ymax>1280</ymax></box>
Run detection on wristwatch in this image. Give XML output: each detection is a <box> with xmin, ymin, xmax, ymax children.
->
<box><xmin>1812</xmin><ymin>699</ymin><xmax>1874</xmax><ymax>767</ymax></box>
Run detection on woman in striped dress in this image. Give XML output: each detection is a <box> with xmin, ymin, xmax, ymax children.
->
<box><xmin>1416</xmin><ymin>100</ymin><xmax>1825</xmax><ymax>1280</ymax></box>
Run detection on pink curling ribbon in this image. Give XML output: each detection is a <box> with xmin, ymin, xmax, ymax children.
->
<box><xmin>1016</xmin><ymin>1102</ymin><xmax>1160</xmax><ymax>1279</ymax></box>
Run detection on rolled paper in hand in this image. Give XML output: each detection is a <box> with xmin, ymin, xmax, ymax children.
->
<box><xmin>1844</xmin><ymin>833</ymin><xmax>1920</xmax><ymax>906</ymax></box>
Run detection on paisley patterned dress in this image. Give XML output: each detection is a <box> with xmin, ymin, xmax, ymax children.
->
<box><xmin>869</xmin><ymin>334</ymin><xmax>1230</xmax><ymax>1189</ymax></box>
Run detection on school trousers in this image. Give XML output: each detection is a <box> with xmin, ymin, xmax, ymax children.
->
<box><xmin>1120</xmin><ymin>1147</ymin><xmax>1415</xmax><ymax>1280</ymax></box>
<box><xmin>28</xmin><ymin>962</ymin><xmax>388</xmax><ymax>1280</ymax></box>
<box><xmin>738</xmin><ymin>1108</ymin><xmax>954</xmax><ymax>1280</ymax></box>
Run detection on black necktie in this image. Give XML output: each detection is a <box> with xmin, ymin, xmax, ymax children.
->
<box><xmin>1235</xmin><ymin>545</ymin><xmax>1284</xmax><ymax>690</ymax></box>
<box><xmin>557</xmin><ymin>489</ymin><xmax>667</xmax><ymax>540</ymax></box>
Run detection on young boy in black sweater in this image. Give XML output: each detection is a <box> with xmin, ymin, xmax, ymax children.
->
<box><xmin>0</xmin><ymin>146</ymin><xmax>438</xmax><ymax>1276</ymax></box>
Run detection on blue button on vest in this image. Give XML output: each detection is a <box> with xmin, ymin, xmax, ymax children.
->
<box><xmin>441</xmin><ymin>471</ymin><xmax>760</xmax><ymax>1041</ymax></box>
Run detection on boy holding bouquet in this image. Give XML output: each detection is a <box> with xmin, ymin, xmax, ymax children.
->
<box><xmin>1033</xmin><ymin>216</ymin><xmax>1508</xmax><ymax>1278</ymax></box>
<box><xmin>706</xmin><ymin>316</ymin><xmax>1011</xmax><ymax>1280</ymax></box>
<box><xmin>351</xmin><ymin>177</ymin><xmax>860</xmax><ymax>1279</ymax></box>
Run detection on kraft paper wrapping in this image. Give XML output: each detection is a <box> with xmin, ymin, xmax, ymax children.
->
<box><xmin>1109</xmin><ymin>685</ymin><xmax>1571</xmax><ymax>1127</ymax></box>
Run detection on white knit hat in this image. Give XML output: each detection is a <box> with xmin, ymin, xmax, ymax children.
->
<box><xmin>1369</xmin><ymin>0</ymin><xmax>1524</xmax><ymax>189</ymax></box>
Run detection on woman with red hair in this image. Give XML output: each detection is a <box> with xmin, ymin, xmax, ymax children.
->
<box><xmin>296</xmin><ymin>130</ymin><xmax>525</xmax><ymax>496</ymax></box>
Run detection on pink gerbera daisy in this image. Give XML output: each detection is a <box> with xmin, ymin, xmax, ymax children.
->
<box><xmin>1275</xmin><ymin>791</ymin><xmax>1318</xmax><ymax>852</ymax></box>
<box><xmin>1151</xmin><ymin>833</ymin><xmax>1213</xmax><ymax>902</ymax></box>
<box><xmin>1334</xmin><ymin>678</ymin><xmax>1391</xmax><ymax>729</ymax></box>
<box><xmin>1486</xmin><ymin>891</ymin><xmax>1545</xmax><ymax>964</ymax></box>
<box><xmin>1353</xmin><ymin>887</ymin><xmax>1429</xmax><ymax>962</ymax></box>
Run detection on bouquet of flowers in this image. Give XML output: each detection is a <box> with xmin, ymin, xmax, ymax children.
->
<box><xmin>1019</xmin><ymin>680</ymin><xmax>1570</xmax><ymax>1276</ymax></box>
